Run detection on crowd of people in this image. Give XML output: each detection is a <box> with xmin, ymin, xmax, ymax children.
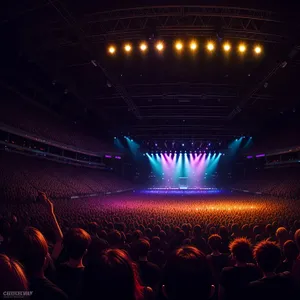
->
<box><xmin>0</xmin><ymin>95</ymin><xmax>113</xmax><ymax>153</ymax></box>
<box><xmin>1</xmin><ymin>191</ymin><xmax>300</xmax><ymax>299</ymax></box>
<box><xmin>0</xmin><ymin>151</ymin><xmax>132</xmax><ymax>202</ymax></box>
<box><xmin>232</xmin><ymin>168</ymin><xmax>300</xmax><ymax>199</ymax></box>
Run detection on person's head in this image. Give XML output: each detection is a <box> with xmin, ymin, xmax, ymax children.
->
<box><xmin>86</xmin><ymin>237</ymin><xmax>109</xmax><ymax>265</ymax></box>
<box><xmin>9</xmin><ymin>227</ymin><xmax>48</xmax><ymax>276</ymax></box>
<box><xmin>265</xmin><ymin>224</ymin><xmax>274</xmax><ymax>236</ymax></box>
<box><xmin>163</xmin><ymin>246</ymin><xmax>214</xmax><ymax>300</ymax></box>
<box><xmin>253</xmin><ymin>225</ymin><xmax>261</xmax><ymax>236</ymax></box>
<box><xmin>208</xmin><ymin>234</ymin><xmax>222</xmax><ymax>252</ymax></box>
<box><xmin>209</xmin><ymin>227</ymin><xmax>216</xmax><ymax>235</ymax></box>
<box><xmin>294</xmin><ymin>229</ymin><xmax>300</xmax><ymax>251</ymax></box>
<box><xmin>231</xmin><ymin>224</ymin><xmax>239</xmax><ymax>235</ymax></box>
<box><xmin>64</xmin><ymin>228</ymin><xmax>91</xmax><ymax>260</ymax></box>
<box><xmin>276</xmin><ymin>227</ymin><xmax>289</xmax><ymax>243</ymax></box>
<box><xmin>193</xmin><ymin>225</ymin><xmax>202</xmax><ymax>237</ymax></box>
<box><xmin>241</xmin><ymin>224</ymin><xmax>249</xmax><ymax>236</ymax></box>
<box><xmin>229</xmin><ymin>238</ymin><xmax>253</xmax><ymax>263</ymax></box>
<box><xmin>136</xmin><ymin>238</ymin><xmax>150</xmax><ymax>258</ymax></box>
<box><xmin>219</xmin><ymin>226</ymin><xmax>229</xmax><ymax>239</ymax></box>
<box><xmin>254</xmin><ymin>241</ymin><xmax>281</xmax><ymax>273</ymax></box>
<box><xmin>283</xmin><ymin>240</ymin><xmax>299</xmax><ymax>261</ymax></box>
<box><xmin>0</xmin><ymin>254</ymin><xmax>28</xmax><ymax>295</ymax></box>
<box><xmin>107</xmin><ymin>230</ymin><xmax>122</xmax><ymax>247</ymax></box>
<box><xmin>88</xmin><ymin>222</ymin><xmax>99</xmax><ymax>235</ymax></box>
<box><xmin>151</xmin><ymin>236</ymin><xmax>161</xmax><ymax>250</ymax></box>
<box><xmin>83</xmin><ymin>249</ymin><xmax>143</xmax><ymax>300</ymax></box>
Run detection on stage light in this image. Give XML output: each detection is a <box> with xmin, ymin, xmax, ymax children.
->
<box><xmin>223</xmin><ymin>42</ymin><xmax>231</xmax><ymax>52</ymax></box>
<box><xmin>108</xmin><ymin>46</ymin><xmax>116</xmax><ymax>54</ymax></box>
<box><xmin>182</xmin><ymin>143</ymin><xmax>184</xmax><ymax>147</ymax></box>
<box><xmin>140</xmin><ymin>42</ymin><xmax>148</xmax><ymax>52</ymax></box>
<box><xmin>189</xmin><ymin>40</ymin><xmax>198</xmax><ymax>51</ymax></box>
<box><xmin>114</xmin><ymin>137</ymin><xmax>116</xmax><ymax>139</ymax></box>
<box><xmin>238</xmin><ymin>43</ymin><xmax>246</xmax><ymax>53</ymax></box>
<box><xmin>175</xmin><ymin>41</ymin><xmax>183</xmax><ymax>51</ymax></box>
<box><xmin>156</xmin><ymin>41</ymin><xmax>164</xmax><ymax>52</ymax></box>
<box><xmin>206</xmin><ymin>42</ymin><xmax>215</xmax><ymax>52</ymax></box>
<box><xmin>124</xmin><ymin>44</ymin><xmax>132</xmax><ymax>52</ymax></box>
<box><xmin>254</xmin><ymin>45</ymin><xmax>262</xmax><ymax>54</ymax></box>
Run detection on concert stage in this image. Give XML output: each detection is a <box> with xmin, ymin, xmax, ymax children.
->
<box><xmin>138</xmin><ymin>187</ymin><xmax>220</xmax><ymax>195</ymax></box>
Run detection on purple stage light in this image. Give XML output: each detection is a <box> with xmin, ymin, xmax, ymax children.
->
<box><xmin>105</xmin><ymin>155</ymin><xmax>112</xmax><ymax>158</ymax></box>
<box><xmin>115</xmin><ymin>156</ymin><xmax>121</xmax><ymax>159</ymax></box>
<box><xmin>246</xmin><ymin>155</ymin><xmax>253</xmax><ymax>159</ymax></box>
<box><xmin>256</xmin><ymin>154</ymin><xmax>265</xmax><ymax>158</ymax></box>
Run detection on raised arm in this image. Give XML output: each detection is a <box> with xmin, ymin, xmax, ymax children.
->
<box><xmin>39</xmin><ymin>192</ymin><xmax>63</xmax><ymax>260</ymax></box>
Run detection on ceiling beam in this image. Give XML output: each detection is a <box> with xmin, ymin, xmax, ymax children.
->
<box><xmin>48</xmin><ymin>0</ymin><xmax>142</xmax><ymax>120</ymax></box>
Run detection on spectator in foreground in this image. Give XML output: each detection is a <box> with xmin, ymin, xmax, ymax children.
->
<box><xmin>9</xmin><ymin>227</ymin><xmax>67</xmax><ymax>300</ymax></box>
<box><xmin>207</xmin><ymin>234</ymin><xmax>229</xmax><ymax>285</ymax></box>
<box><xmin>219</xmin><ymin>238</ymin><xmax>260</xmax><ymax>300</ymax></box>
<box><xmin>276</xmin><ymin>227</ymin><xmax>289</xmax><ymax>251</ymax></box>
<box><xmin>82</xmin><ymin>248</ymin><xmax>153</xmax><ymax>300</ymax></box>
<box><xmin>163</xmin><ymin>246</ymin><xmax>214</xmax><ymax>300</ymax></box>
<box><xmin>247</xmin><ymin>241</ymin><xmax>298</xmax><ymax>300</ymax></box>
<box><xmin>192</xmin><ymin>225</ymin><xmax>208</xmax><ymax>254</ymax></box>
<box><xmin>277</xmin><ymin>240</ymin><xmax>298</xmax><ymax>273</ymax></box>
<box><xmin>0</xmin><ymin>254</ymin><xmax>29</xmax><ymax>298</ymax></box>
<box><xmin>136</xmin><ymin>238</ymin><xmax>161</xmax><ymax>291</ymax></box>
<box><xmin>148</xmin><ymin>236</ymin><xmax>166</xmax><ymax>268</ymax></box>
<box><xmin>292</xmin><ymin>229</ymin><xmax>300</xmax><ymax>284</ymax></box>
<box><xmin>56</xmin><ymin>228</ymin><xmax>91</xmax><ymax>300</ymax></box>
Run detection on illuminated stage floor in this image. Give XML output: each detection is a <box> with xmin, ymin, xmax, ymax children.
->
<box><xmin>138</xmin><ymin>188</ymin><xmax>220</xmax><ymax>195</ymax></box>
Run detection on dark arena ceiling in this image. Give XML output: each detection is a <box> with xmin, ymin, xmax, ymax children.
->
<box><xmin>1</xmin><ymin>1</ymin><xmax>300</xmax><ymax>148</ymax></box>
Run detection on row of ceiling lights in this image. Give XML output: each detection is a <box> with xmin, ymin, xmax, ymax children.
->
<box><xmin>107</xmin><ymin>40</ymin><xmax>262</xmax><ymax>55</ymax></box>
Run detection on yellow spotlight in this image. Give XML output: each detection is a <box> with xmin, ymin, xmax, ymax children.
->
<box><xmin>189</xmin><ymin>40</ymin><xmax>198</xmax><ymax>51</ymax></box>
<box><xmin>206</xmin><ymin>42</ymin><xmax>215</xmax><ymax>52</ymax></box>
<box><xmin>140</xmin><ymin>42</ymin><xmax>148</xmax><ymax>52</ymax></box>
<box><xmin>108</xmin><ymin>46</ymin><xmax>116</xmax><ymax>54</ymax></box>
<box><xmin>175</xmin><ymin>41</ymin><xmax>183</xmax><ymax>51</ymax></box>
<box><xmin>254</xmin><ymin>45</ymin><xmax>262</xmax><ymax>54</ymax></box>
<box><xmin>223</xmin><ymin>42</ymin><xmax>231</xmax><ymax>52</ymax></box>
<box><xmin>124</xmin><ymin>43</ymin><xmax>132</xmax><ymax>53</ymax></box>
<box><xmin>156</xmin><ymin>41</ymin><xmax>164</xmax><ymax>52</ymax></box>
<box><xmin>238</xmin><ymin>43</ymin><xmax>247</xmax><ymax>53</ymax></box>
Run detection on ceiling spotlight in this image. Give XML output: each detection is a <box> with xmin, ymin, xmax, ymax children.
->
<box><xmin>124</xmin><ymin>44</ymin><xmax>132</xmax><ymax>52</ymax></box>
<box><xmin>254</xmin><ymin>45</ymin><xmax>262</xmax><ymax>54</ymax></box>
<box><xmin>238</xmin><ymin>43</ymin><xmax>247</xmax><ymax>53</ymax></box>
<box><xmin>223</xmin><ymin>42</ymin><xmax>231</xmax><ymax>52</ymax></box>
<box><xmin>108</xmin><ymin>46</ymin><xmax>116</xmax><ymax>54</ymax></box>
<box><xmin>175</xmin><ymin>41</ymin><xmax>183</xmax><ymax>51</ymax></box>
<box><xmin>206</xmin><ymin>42</ymin><xmax>215</xmax><ymax>52</ymax></box>
<box><xmin>156</xmin><ymin>41</ymin><xmax>164</xmax><ymax>52</ymax></box>
<box><xmin>190</xmin><ymin>40</ymin><xmax>198</xmax><ymax>51</ymax></box>
<box><xmin>140</xmin><ymin>42</ymin><xmax>148</xmax><ymax>52</ymax></box>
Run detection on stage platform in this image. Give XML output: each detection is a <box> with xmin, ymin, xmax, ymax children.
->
<box><xmin>138</xmin><ymin>188</ymin><xmax>221</xmax><ymax>195</ymax></box>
